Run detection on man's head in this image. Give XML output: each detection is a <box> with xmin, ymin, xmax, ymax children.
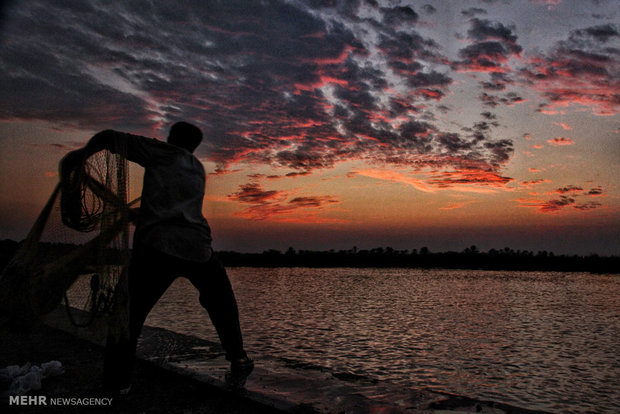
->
<box><xmin>167</xmin><ymin>121</ymin><xmax>203</xmax><ymax>153</ymax></box>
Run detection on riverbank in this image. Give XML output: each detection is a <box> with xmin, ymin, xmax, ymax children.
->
<box><xmin>0</xmin><ymin>321</ymin><xmax>287</xmax><ymax>414</ymax></box>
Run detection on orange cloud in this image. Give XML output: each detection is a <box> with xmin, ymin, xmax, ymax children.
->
<box><xmin>353</xmin><ymin>169</ymin><xmax>436</xmax><ymax>193</ymax></box>
<box><xmin>233</xmin><ymin>202</ymin><xmax>344</xmax><ymax>223</ymax></box>
<box><xmin>228</xmin><ymin>181</ymin><xmax>342</xmax><ymax>222</ymax></box>
<box><xmin>354</xmin><ymin>168</ymin><xmax>513</xmax><ymax>193</ymax></box>
<box><xmin>547</xmin><ymin>137</ymin><xmax>574</xmax><ymax>146</ymax></box>
<box><xmin>516</xmin><ymin>185</ymin><xmax>605</xmax><ymax>213</ymax></box>
<box><xmin>428</xmin><ymin>169</ymin><xmax>513</xmax><ymax>189</ymax></box>
<box><xmin>439</xmin><ymin>201</ymin><xmax>473</xmax><ymax>210</ymax></box>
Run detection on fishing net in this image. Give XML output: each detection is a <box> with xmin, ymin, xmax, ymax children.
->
<box><xmin>59</xmin><ymin>146</ymin><xmax>132</xmax><ymax>329</ymax></box>
<box><xmin>0</xmin><ymin>146</ymin><xmax>134</xmax><ymax>338</ymax></box>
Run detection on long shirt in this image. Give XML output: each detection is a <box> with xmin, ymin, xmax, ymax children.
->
<box><xmin>90</xmin><ymin>131</ymin><xmax>213</xmax><ymax>262</ymax></box>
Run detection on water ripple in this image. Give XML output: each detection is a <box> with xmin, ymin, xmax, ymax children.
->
<box><xmin>138</xmin><ymin>268</ymin><xmax>619</xmax><ymax>414</ymax></box>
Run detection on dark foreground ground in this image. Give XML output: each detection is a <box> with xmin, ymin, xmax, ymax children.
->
<box><xmin>0</xmin><ymin>322</ymin><xmax>285</xmax><ymax>414</ymax></box>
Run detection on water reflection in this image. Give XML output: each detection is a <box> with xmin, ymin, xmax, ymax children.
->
<box><xmin>138</xmin><ymin>268</ymin><xmax>619</xmax><ymax>414</ymax></box>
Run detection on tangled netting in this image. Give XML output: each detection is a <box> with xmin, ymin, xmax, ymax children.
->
<box><xmin>60</xmin><ymin>151</ymin><xmax>120</xmax><ymax>232</ymax></box>
<box><xmin>0</xmin><ymin>145</ymin><xmax>132</xmax><ymax>335</ymax></box>
<box><xmin>57</xmin><ymin>148</ymin><xmax>131</xmax><ymax>327</ymax></box>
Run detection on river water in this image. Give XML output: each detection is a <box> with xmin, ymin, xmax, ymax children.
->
<box><xmin>142</xmin><ymin>268</ymin><xmax>618</xmax><ymax>413</ymax></box>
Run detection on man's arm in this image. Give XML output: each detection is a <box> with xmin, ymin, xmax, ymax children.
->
<box><xmin>83</xmin><ymin>129</ymin><xmax>120</xmax><ymax>155</ymax></box>
<box><xmin>60</xmin><ymin>130</ymin><xmax>162</xmax><ymax>172</ymax></box>
<box><xmin>60</xmin><ymin>130</ymin><xmax>124</xmax><ymax>171</ymax></box>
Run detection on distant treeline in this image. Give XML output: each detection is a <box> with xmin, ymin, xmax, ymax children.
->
<box><xmin>1</xmin><ymin>240</ymin><xmax>618</xmax><ymax>274</ymax></box>
<box><xmin>217</xmin><ymin>246</ymin><xmax>620</xmax><ymax>274</ymax></box>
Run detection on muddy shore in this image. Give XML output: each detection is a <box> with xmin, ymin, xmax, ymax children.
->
<box><xmin>0</xmin><ymin>322</ymin><xmax>288</xmax><ymax>414</ymax></box>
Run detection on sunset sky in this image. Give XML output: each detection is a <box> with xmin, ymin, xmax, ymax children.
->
<box><xmin>0</xmin><ymin>0</ymin><xmax>618</xmax><ymax>255</ymax></box>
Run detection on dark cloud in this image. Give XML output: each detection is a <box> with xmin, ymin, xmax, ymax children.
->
<box><xmin>520</xmin><ymin>23</ymin><xmax>620</xmax><ymax>115</ymax></box>
<box><xmin>228</xmin><ymin>181</ymin><xmax>340</xmax><ymax>221</ymax></box>
<box><xmin>376</xmin><ymin>30</ymin><xmax>451</xmax><ymax>103</ymax></box>
<box><xmin>480</xmin><ymin>111</ymin><xmax>497</xmax><ymax>120</ymax></box>
<box><xmin>0</xmin><ymin>4</ymin><xmax>156</xmax><ymax>132</ymax></box>
<box><xmin>378</xmin><ymin>31</ymin><xmax>443</xmax><ymax>65</ymax></box>
<box><xmin>453</xmin><ymin>18</ymin><xmax>522</xmax><ymax>73</ymax></box>
<box><xmin>272</xmin><ymin>146</ymin><xmax>338</xmax><ymax>171</ymax></box>
<box><xmin>380</xmin><ymin>6</ymin><xmax>419</xmax><ymax>25</ymax></box>
<box><xmin>573</xmin><ymin>201</ymin><xmax>602</xmax><ymax>211</ymax></box>
<box><xmin>555</xmin><ymin>185</ymin><xmax>583</xmax><ymax>194</ymax></box>
<box><xmin>468</xmin><ymin>18</ymin><xmax>519</xmax><ymax>46</ymax></box>
<box><xmin>520</xmin><ymin>185</ymin><xmax>606</xmax><ymax>213</ymax></box>
<box><xmin>289</xmin><ymin>196</ymin><xmax>339</xmax><ymax>208</ymax></box>
<box><xmin>228</xmin><ymin>183</ymin><xmax>284</xmax><ymax>204</ymax></box>
<box><xmin>573</xmin><ymin>23</ymin><xmax>619</xmax><ymax>43</ymax></box>
<box><xmin>586</xmin><ymin>186</ymin><xmax>604</xmax><ymax>196</ymax></box>
<box><xmin>483</xmin><ymin>139</ymin><xmax>513</xmax><ymax>166</ymax></box>
<box><xmin>406</xmin><ymin>71</ymin><xmax>452</xmax><ymax>90</ymax></box>
<box><xmin>436</xmin><ymin>104</ymin><xmax>450</xmax><ymax>114</ymax></box>
<box><xmin>439</xmin><ymin>133</ymin><xmax>475</xmax><ymax>152</ymax></box>
<box><xmin>0</xmin><ymin>0</ymin><xmax>516</xmax><ymax>188</ymax></box>
<box><xmin>538</xmin><ymin>196</ymin><xmax>604</xmax><ymax>213</ymax></box>
<box><xmin>521</xmin><ymin>179</ymin><xmax>549</xmax><ymax>186</ymax></box>
<box><xmin>540</xmin><ymin>195</ymin><xmax>576</xmax><ymax>212</ymax></box>
<box><xmin>462</xmin><ymin>8</ymin><xmax>487</xmax><ymax>18</ymax></box>
<box><xmin>421</xmin><ymin>4</ymin><xmax>437</xmax><ymax>14</ymax></box>
<box><xmin>456</xmin><ymin>41</ymin><xmax>518</xmax><ymax>72</ymax></box>
<box><xmin>400</xmin><ymin>120</ymin><xmax>433</xmax><ymax>136</ymax></box>
<box><xmin>479</xmin><ymin>92</ymin><xmax>524</xmax><ymax>107</ymax></box>
<box><xmin>481</xmin><ymin>72</ymin><xmax>513</xmax><ymax>91</ymax></box>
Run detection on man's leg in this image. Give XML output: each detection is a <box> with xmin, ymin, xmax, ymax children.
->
<box><xmin>103</xmin><ymin>245</ymin><xmax>176</xmax><ymax>392</ymax></box>
<box><xmin>186</xmin><ymin>254</ymin><xmax>247</xmax><ymax>362</ymax></box>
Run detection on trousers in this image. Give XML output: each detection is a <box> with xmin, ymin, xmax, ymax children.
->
<box><xmin>103</xmin><ymin>243</ymin><xmax>245</xmax><ymax>389</ymax></box>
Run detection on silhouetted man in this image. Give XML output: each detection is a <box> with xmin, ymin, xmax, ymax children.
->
<box><xmin>61</xmin><ymin>122</ymin><xmax>253</xmax><ymax>395</ymax></box>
